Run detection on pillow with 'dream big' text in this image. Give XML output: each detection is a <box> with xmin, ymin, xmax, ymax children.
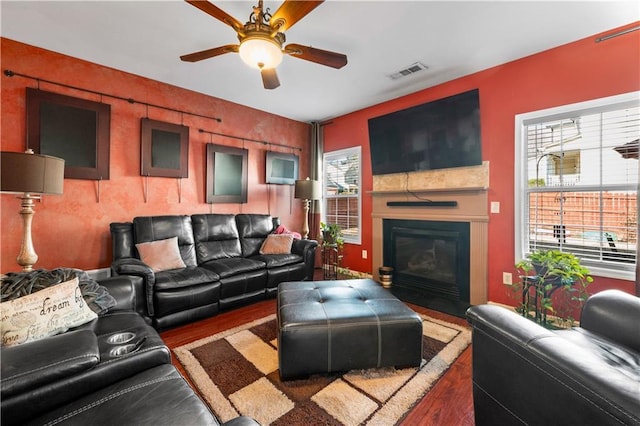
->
<box><xmin>135</xmin><ymin>236</ymin><xmax>186</xmax><ymax>272</ymax></box>
<box><xmin>0</xmin><ymin>268</ymin><xmax>117</xmax><ymax>316</ymax></box>
<box><xmin>0</xmin><ymin>277</ymin><xmax>97</xmax><ymax>347</ymax></box>
<box><xmin>260</xmin><ymin>234</ymin><xmax>294</xmax><ymax>254</ymax></box>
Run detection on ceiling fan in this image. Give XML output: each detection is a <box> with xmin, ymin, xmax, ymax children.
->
<box><xmin>180</xmin><ymin>0</ymin><xmax>348</xmax><ymax>89</ymax></box>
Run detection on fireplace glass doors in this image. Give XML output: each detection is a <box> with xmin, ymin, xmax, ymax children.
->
<box><xmin>383</xmin><ymin>219</ymin><xmax>470</xmax><ymax>303</ymax></box>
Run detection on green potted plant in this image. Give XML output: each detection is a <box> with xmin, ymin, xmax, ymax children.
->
<box><xmin>513</xmin><ymin>249</ymin><xmax>593</xmax><ymax>328</ymax></box>
<box><xmin>320</xmin><ymin>222</ymin><xmax>344</xmax><ymax>248</ymax></box>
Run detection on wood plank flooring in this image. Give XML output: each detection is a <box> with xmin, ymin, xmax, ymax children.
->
<box><xmin>161</xmin><ymin>286</ymin><xmax>475</xmax><ymax>425</ymax></box>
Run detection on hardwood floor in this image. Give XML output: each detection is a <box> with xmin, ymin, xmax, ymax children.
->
<box><xmin>161</xmin><ymin>286</ymin><xmax>475</xmax><ymax>425</ymax></box>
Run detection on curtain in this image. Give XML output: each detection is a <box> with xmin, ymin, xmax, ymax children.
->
<box><xmin>309</xmin><ymin>122</ymin><xmax>323</xmax><ymax>241</ymax></box>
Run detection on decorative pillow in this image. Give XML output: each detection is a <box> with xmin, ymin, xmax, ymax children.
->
<box><xmin>0</xmin><ymin>268</ymin><xmax>117</xmax><ymax>315</ymax></box>
<box><xmin>0</xmin><ymin>277</ymin><xmax>98</xmax><ymax>347</ymax></box>
<box><xmin>72</xmin><ymin>269</ymin><xmax>117</xmax><ymax>315</ymax></box>
<box><xmin>259</xmin><ymin>234</ymin><xmax>294</xmax><ymax>255</ymax></box>
<box><xmin>136</xmin><ymin>237</ymin><xmax>186</xmax><ymax>272</ymax></box>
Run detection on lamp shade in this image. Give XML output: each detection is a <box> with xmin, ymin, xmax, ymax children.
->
<box><xmin>1</xmin><ymin>151</ymin><xmax>64</xmax><ymax>195</ymax></box>
<box><xmin>294</xmin><ymin>178</ymin><xmax>321</xmax><ymax>200</ymax></box>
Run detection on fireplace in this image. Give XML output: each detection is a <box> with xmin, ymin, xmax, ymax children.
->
<box><xmin>371</xmin><ymin>162</ymin><xmax>489</xmax><ymax>311</ymax></box>
<box><xmin>384</xmin><ymin>219</ymin><xmax>470</xmax><ymax>303</ymax></box>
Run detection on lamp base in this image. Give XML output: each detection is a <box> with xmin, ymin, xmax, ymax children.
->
<box><xmin>17</xmin><ymin>194</ymin><xmax>38</xmax><ymax>271</ymax></box>
<box><xmin>301</xmin><ymin>199</ymin><xmax>311</xmax><ymax>239</ymax></box>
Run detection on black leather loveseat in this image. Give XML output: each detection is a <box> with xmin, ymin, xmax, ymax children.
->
<box><xmin>466</xmin><ymin>289</ymin><xmax>640</xmax><ymax>425</ymax></box>
<box><xmin>110</xmin><ymin>213</ymin><xmax>317</xmax><ymax>330</ymax></box>
<box><xmin>1</xmin><ymin>274</ymin><xmax>258</xmax><ymax>426</ymax></box>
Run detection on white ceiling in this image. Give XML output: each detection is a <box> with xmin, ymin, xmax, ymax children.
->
<box><xmin>2</xmin><ymin>1</ymin><xmax>638</xmax><ymax>123</ymax></box>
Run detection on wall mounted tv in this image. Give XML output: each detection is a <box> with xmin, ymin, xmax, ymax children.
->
<box><xmin>368</xmin><ymin>89</ymin><xmax>481</xmax><ymax>175</ymax></box>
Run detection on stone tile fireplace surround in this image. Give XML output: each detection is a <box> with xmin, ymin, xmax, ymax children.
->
<box><xmin>372</xmin><ymin>162</ymin><xmax>489</xmax><ymax>305</ymax></box>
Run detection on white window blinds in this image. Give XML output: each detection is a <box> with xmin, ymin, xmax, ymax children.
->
<box><xmin>516</xmin><ymin>92</ymin><xmax>639</xmax><ymax>279</ymax></box>
<box><xmin>323</xmin><ymin>147</ymin><xmax>361</xmax><ymax>244</ymax></box>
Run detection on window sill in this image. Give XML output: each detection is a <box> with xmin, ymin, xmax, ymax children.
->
<box><xmin>588</xmin><ymin>266</ymin><xmax>635</xmax><ymax>281</ymax></box>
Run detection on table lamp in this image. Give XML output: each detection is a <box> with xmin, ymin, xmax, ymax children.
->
<box><xmin>294</xmin><ymin>177</ymin><xmax>321</xmax><ymax>239</ymax></box>
<box><xmin>1</xmin><ymin>150</ymin><xmax>65</xmax><ymax>271</ymax></box>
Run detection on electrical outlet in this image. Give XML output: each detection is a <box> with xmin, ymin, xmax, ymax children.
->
<box><xmin>503</xmin><ymin>272</ymin><xmax>513</xmax><ymax>285</ymax></box>
<box><xmin>362</xmin><ymin>250</ymin><xmax>368</xmax><ymax>259</ymax></box>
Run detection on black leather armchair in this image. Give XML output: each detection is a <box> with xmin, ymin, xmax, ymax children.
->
<box><xmin>466</xmin><ymin>289</ymin><xmax>640</xmax><ymax>425</ymax></box>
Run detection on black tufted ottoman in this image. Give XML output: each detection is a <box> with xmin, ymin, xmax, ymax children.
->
<box><xmin>277</xmin><ymin>279</ymin><xmax>423</xmax><ymax>380</ymax></box>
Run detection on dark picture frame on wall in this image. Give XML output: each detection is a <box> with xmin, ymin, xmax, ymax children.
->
<box><xmin>141</xmin><ymin>118</ymin><xmax>189</xmax><ymax>178</ymax></box>
<box><xmin>265</xmin><ymin>151</ymin><xmax>299</xmax><ymax>185</ymax></box>
<box><xmin>206</xmin><ymin>143</ymin><xmax>248</xmax><ymax>203</ymax></box>
<box><xmin>26</xmin><ymin>87</ymin><xmax>111</xmax><ymax>180</ymax></box>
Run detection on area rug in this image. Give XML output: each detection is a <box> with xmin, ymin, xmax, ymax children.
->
<box><xmin>174</xmin><ymin>313</ymin><xmax>471</xmax><ymax>426</ymax></box>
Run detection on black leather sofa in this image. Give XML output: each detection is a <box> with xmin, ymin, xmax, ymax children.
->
<box><xmin>110</xmin><ymin>213</ymin><xmax>317</xmax><ymax>330</ymax></box>
<box><xmin>466</xmin><ymin>289</ymin><xmax>640</xmax><ymax>425</ymax></box>
<box><xmin>1</xmin><ymin>275</ymin><xmax>259</xmax><ymax>426</ymax></box>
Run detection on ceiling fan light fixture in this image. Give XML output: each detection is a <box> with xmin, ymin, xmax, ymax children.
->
<box><xmin>181</xmin><ymin>0</ymin><xmax>347</xmax><ymax>88</ymax></box>
<box><xmin>239</xmin><ymin>36</ymin><xmax>283</xmax><ymax>70</ymax></box>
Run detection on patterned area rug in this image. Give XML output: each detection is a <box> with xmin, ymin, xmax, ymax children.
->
<box><xmin>174</xmin><ymin>313</ymin><xmax>471</xmax><ymax>426</ymax></box>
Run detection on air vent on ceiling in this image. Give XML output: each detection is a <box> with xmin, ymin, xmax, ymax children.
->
<box><xmin>388</xmin><ymin>62</ymin><xmax>429</xmax><ymax>80</ymax></box>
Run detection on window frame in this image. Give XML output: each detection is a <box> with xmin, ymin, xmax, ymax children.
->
<box><xmin>515</xmin><ymin>91</ymin><xmax>639</xmax><ymax>281</ymax></box>
<box><xmin>322</xmin><ymin>146</ymin><xmax>362</xmax><ymax>245</ymax></box>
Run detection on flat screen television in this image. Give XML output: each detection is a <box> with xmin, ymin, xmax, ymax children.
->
<box><xmin>368</xmin><ymin>89</ymin><xmax>481</xmax><ymax>175</ymax></box>
<box><xmin>265</xmin><ymin>151</ymin><xmax>299</xmax><ymax>185</ymax></box>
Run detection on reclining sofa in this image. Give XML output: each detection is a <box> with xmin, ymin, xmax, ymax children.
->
<box><xmin>466</xmin><ymin>289</ymin><xmax>640</xmax><ymax>425</ymax></box>
<box><xmin>110</xmin><ymin>213</ymin><xmax>317</xmax><ymax>330</ymax></box>
<box><xmin>1</xmin><ymin>274</ymin><xmax>258</xmax><ymax>426</ymax></box>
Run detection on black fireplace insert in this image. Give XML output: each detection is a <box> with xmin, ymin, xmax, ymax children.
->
<box><xmin>383</xmin><ymin>219</ymin><xmax>471</xmax><ymax>314</ymax></box>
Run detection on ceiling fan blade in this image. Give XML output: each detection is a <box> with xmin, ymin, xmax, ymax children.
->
<box><xmin>180</xmin><ymin>44</ymin><xmax>239</xmax><ymax>62</ymax></box>
<box><xmin>285</xmin><ymin>44</ymin><xmax>347</xmax><ymax>69</ymax></box>
<box><xmin>185</xmin><ymin>0</ymin><xmax>243</xmax><ymax>31</ymax></box>
<box><xmin>270</xmin><ymin>1</ymin><xmax>324</xmax><ymax>32</ymax></box>
<box><xmin>261</xmin><ymin>67</ymin><xmax>280</xmax><ymax>90</ymax></box>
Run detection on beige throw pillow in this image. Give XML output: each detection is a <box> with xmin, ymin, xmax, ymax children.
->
<box><xmin>136</xmin><ymin>236</ymin><xmax>186</xmax><ymax>272</ymax></box>
<box><xmin>259</xmin><ymin>234</ymin><xmax>294</xmax><ymax>255</ymax></box>
<box><xmin>0</xmin><ymin>277</ymin><xmax>98</xmax><ymax>347</ymax></box>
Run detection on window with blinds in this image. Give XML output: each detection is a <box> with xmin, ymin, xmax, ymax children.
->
<box><xmin>323</xmin><ymin>147</ymin><xmax>361</xmax><ymax>244</ymax></box>
<box><xmin>515</xmin><ymin>92</ymin><xmax>639</xmax><ymax>280</ymax></box>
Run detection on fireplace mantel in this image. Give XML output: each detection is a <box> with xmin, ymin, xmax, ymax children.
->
<box><xmin>372</xmin><ymin>162</ymin><xmax>489</xmax><ymax>305</ymax></box>
<box><xmin>372</xmin><ymin>162</ymin><xmax>489</xmax><ymax>193</ymax></box>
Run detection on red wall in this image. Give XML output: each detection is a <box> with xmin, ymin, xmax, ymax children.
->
<box><xmin>323</xmin><ymin>23</ymin><xmax>640</xmax><ymax>303</ymax></box>
<box><xmin>1</xmin><ymin>38</ymin><xmax>311</xmax><ymax>272</ymax></box>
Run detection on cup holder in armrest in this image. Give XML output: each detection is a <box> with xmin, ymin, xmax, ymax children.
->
<box><xmin>109</xmin><ymin>344</ymin><xmax>137</xmax><ymax>357</ymax></box>
<box><xmin>108</xmin><ymin>336</ymin><xmax>146</xmax><ymax>357</ymax></box>
<box><xmin>106</xmin><ymin>332</ymin><xmax>136</xmax><ymax>344</ymax></box>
